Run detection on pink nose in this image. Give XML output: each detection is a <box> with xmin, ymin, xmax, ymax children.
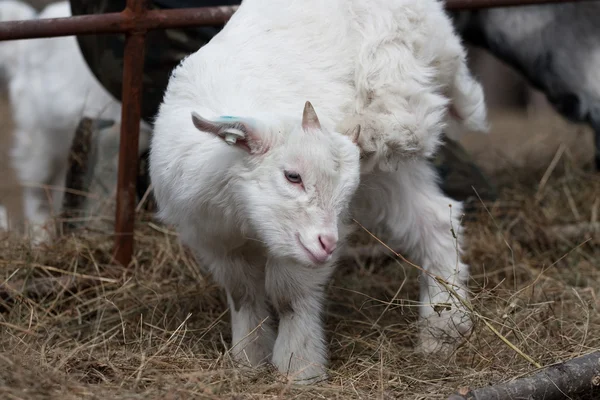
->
<box><xmin>318</xmin><ymin>234</ymin><xmax>337</xmax><ymax>255</ymax></box>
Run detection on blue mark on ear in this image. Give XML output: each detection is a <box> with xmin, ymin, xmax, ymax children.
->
<box><xmin>218</xmin><ymin>115</ymin><xmax>257</xmax><ymax>126</ymax></box>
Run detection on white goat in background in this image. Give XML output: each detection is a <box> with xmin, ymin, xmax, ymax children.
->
<box><xmin>0</xmin><ymin>205</ymin><xmax>7</xmax><ymax>231</ymax></box>
<box><xmin>0</xmin><ymin>0</ymin><xmax>150</xmax><ymax>244</ymax></box>
<box><xmin>150</xmin><ymin>0</ymin><xmax>487</xmax><ymax>384</ymax></box>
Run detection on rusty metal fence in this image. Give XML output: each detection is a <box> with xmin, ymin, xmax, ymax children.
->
<box><xmin>0</xmin><ymin>0</ymin><xmax>589</xmax><ymax>266</ymax></box>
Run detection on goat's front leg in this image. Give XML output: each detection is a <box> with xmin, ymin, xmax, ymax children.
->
<box><xmin>266</xmin><ymin>260</ymin><xmax>335</xmax><ymax>384</ymax></box>
<box><xmin>209</xmin><ymin>257</ymin><xmax>276</xmax><ymax>367</ymax></box>
<box><xmin>226</xmin><ymin>290</ymin><xmax>275</xmax><ymax>367</ymax></box>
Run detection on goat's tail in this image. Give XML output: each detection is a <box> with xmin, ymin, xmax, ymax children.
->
<box><xmin>0</xmin><ymin>0</ymin><xmax>37</xmax><ymax>79</ymax></box>
<box><xmin>444</xmin><ymin>61</ymin><xmax>490</xmax><ymax>140</ymax></box>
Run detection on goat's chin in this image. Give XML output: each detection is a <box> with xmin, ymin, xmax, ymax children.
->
<box><xmin>294</xmin><ymin>247</ymin><xmax>334</xmax><ymax>268</ymax></box>
<box><xmin>265</xmin><ymin>246</ymin><xmax>323</xmax><ymax>268</ymax></box>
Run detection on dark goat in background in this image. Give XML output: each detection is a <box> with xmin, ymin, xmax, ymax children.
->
<box><xmin>450</xmin><ymin>2</ymin><xmax>600</xmax><ymax>169</ymax></box>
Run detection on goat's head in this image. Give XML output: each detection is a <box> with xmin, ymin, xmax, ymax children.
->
<box><xmin>191</xmin><ymin>101</ymin><xmax>361</xmax><ymax>266</ymax></box>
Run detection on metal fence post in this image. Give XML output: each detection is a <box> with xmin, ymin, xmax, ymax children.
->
<box><xmin>113</xmin><ymin>0</ymin><xmax>149</xmax><ymax>266</ymax></box>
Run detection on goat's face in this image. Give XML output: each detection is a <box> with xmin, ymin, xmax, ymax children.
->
<box><xmin>191</xmin><ymin>101</ymin><xmax>361</xmax><ymax>266</ymax></box>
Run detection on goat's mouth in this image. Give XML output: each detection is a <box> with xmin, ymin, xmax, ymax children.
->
<box><xmin>295</xmin><ymin>233</ymin><xmax>329</xmax><ymax>265</ymax></box>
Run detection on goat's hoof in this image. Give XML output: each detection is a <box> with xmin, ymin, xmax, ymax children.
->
<box><xmin>27</xmin><ymin>224</ymin><xmax>54</xmax><ymax>247</ymax></box>
<box><xmin>231</xmin><ymin>346</ymin><xmax>273</xmax><ymax>368</ymax></box>
<box><xmin>279</xmin><ymin>366</ymin><xmax>328</xmax><ymax>385</ymax></box>
<box><xmin>272</xmin><ymin>353</ymin><xmax>328</xmax><ymax>385</ymax></box>
<box><xmin>417</xmin><ymin>310</ymin><xmax>473</xmax><ymax>354</ymax></box>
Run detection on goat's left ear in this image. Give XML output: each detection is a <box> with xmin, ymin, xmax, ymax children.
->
<box><xmin>191</xmin><ymin>112</ymin><xmax>267</xmax><ymax>154</ymax></box>
<box><xmin>302</xmin><ymin>101</ymin><xmax>322</xmax><ymax>131</ymax></box>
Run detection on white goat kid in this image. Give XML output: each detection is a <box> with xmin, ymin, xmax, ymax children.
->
<box><xmin>152</xmin><ymin>101</ymin><xmax>361</xmax><ymax>383</ymax></box>
<box><xmin>150</xmin><ymin>0</ymin><xmax>485</xmax><ymax>384</ymax></box>
<box><xmin>0</xmin><ymin>0</ymin><xmax>149</xmax><ymax>245</ymax></box>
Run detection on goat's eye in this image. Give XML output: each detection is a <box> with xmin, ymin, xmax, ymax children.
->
<box><xmin>284</xmin><ymin>170</ymin><xmax>302</xmax><ymax>184</ymax></box>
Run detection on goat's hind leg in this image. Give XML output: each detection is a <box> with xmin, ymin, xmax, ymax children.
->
<box><xmin>355</xmin><ymin>159</ymin><xmax>473</xmax><ymax>354</ymax></box>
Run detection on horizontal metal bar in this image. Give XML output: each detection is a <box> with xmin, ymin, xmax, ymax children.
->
<box><xmin>0</xmin><ymin>0</ymin><xmax>593</xmax><ymax>42</ymax></box>
<box><xmin>446</xmin><ymin>0</ymin><xmax>593</xmax><ymax>9</ymax></box>
<box><xmin>0</xmin><ymin>5</ymin><xmax>239</xmax><ymax>41</ymax></box>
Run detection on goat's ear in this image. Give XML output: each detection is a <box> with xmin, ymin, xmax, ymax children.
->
<box><xmin>302</xmin><ymin>101</ymin><xmax>322</xmax><ymax>131</ymax></box>
<box><xmin>191</xmin><ymin>112</ymin><xmax>266</xmax><ymax>154</ymax></box>
<box><xmin>347</xmin><ymin>124</ymin><xmax>361</xmax><ymax>145</ymax></box>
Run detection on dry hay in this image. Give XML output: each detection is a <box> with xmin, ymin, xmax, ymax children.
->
<box><xmin>0</xmin><ymin>160</ymin><xmax>599</xmax><ymax>400</ymax></box>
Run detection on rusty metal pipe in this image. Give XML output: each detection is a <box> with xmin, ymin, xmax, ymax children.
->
<box><xmin>113</xmin><ymin>0</ymin><xmax>149</xmax><ymax>266</ymax></box>
<box><xmin>445</xmin><ymin>0</ymin><xmax>594</xmax><ymax>9</ymax></box>
<box><xmin>0</xmin><ymin>6</ymin><xmax>238</xmax><ymax>41</ymax></box>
